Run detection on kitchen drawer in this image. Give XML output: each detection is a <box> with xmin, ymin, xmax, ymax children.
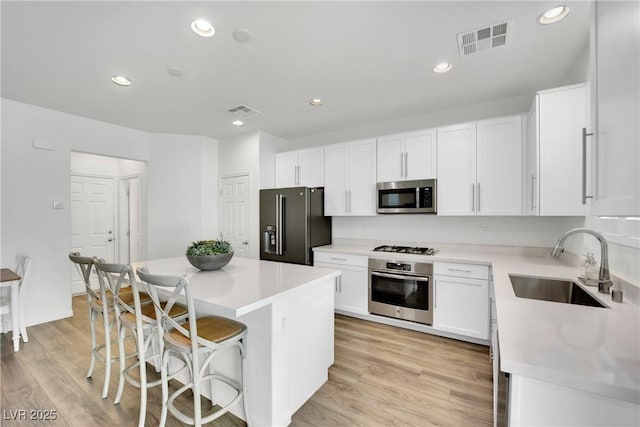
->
<box><xmin>434</xmin><ymin>262</ymin><xmax>489</xmax><ymax>280</ymax></box>
<box><xmin>314</xmin><ymin>251</ymin><xmax>368</xmax><ymax>268</ymax></box>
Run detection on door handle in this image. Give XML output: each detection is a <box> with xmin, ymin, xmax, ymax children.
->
<box><xmin>400</xmin><ymin>153</ymin><xmax>404</xmax><ymax>178</ymax></box>
<box><xmin>582</xmin><ymin>128</ymin><xmax>594</xmax><ymax>205</ymax></box>
<box><xmin>277</xmin><ymin>194</ymin><xmax>285</xmax><ymax>255</ymax></box>
<box><xmin>477</xmin><ymin>183</ymin><xmax>481</xmax><ymax>212</ymax></box>
<box><xmin>242</xmin><ymin>241</ymin><xmax>248</xmax><ymax>245</ymax></box>
<box><xmin>404</xmin><ymin>152</ymin><xmax>408</xmax><ymax>178</ymax></box>
<box><xmin>472</xmin><ymin>183</ymin><xmax>475</xmax><ymax>212</ymax></box>
<box><xmin>345</xmin><ymin>190</ymin><xmax>349</xmax><ymax>213</ymax></box>
<box><xmin>530</xmin><ymin>174</ymin><xmax>536</xmax><ymax>210</ymax></box>
<box><xmin>107</xmin><ymin>238</ymin><xmax>114</xmax><ymax>242</ymax></box>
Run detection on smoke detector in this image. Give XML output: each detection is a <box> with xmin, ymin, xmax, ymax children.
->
<box><xmin>457</xmin><ymin>20</ymin><xmax>511</xmax><ymax>56</ymax></box>
<box><xmin>226</xmin><ymin>104</ymin><xmax>261</xmax><ymax>118</ymax></box>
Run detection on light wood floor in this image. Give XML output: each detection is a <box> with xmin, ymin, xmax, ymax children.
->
<box><xmin>1</xmin><ymin>296</ymin><xmax>492</xmax><ymax>426</ymax></box>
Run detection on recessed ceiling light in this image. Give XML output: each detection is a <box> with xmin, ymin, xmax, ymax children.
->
<box><xmin>111</xmin><ymin>75</ymin><xmax>132</xmax><ymax>86</ymax></box>
<box><xmin>232</xmin><ymin>120</ymin><xmax>244</xmax><ymax>126</ymax></box>
<box><xmin>309</xmin><ymin>98</ymin><xmax>324</xmax><ymax>106</ymax></box>
<box><xmin>433</xmin><ymin>62</ymin><xmax>452</xmax><ymax>73</ymax></box>
<box><xmin>539</xmin><ymin>6</ymin><xmax>570</xmax><ymax>24</ymax></box>
<box><xmin>191</xmin><ymin>19</ymin><xmax>215</xmax><ymax>37</ymax></box>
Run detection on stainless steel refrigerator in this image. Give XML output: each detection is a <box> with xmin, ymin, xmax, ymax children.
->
<box><xmin>260</xmin><ymin>187</ymin><xmax>331</xmax><ymax>265</ymax></box>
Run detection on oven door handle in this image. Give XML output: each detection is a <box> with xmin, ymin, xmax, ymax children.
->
<box><xmin>371</xmin><ymin>271</ymin><xmax>430</xmax><ymax>282</ymax></box>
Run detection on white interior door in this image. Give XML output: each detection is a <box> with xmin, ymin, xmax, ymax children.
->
<box><xmin>220</xmin><ymin>174</ymin><xmax>251</xmax><ymax>258</ymax></box>
<box><xmin>70</xmin><ymin>175</ymin><xmax>116</xmax><ymax>294</ymax></box>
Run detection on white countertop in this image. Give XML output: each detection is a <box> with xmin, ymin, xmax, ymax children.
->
<box><xmin>133</xmin><ymin>256</ymin><xmax>340</xmax><ymax>317</ymax></box>
<box><xmin>314</xmin><ymin>244</ymin><xmax>640</xmax><ymax>404</ymax></box>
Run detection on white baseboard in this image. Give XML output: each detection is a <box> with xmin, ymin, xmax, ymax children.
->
<box><xmin>334</xmin><ymin>309</ymin><xmax>490</xmax><ymax>346</ymax></box>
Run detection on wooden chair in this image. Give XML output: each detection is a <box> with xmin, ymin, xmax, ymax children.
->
<box><xmin>94</xmin><ymin>260</ymin><xmax>187</xmax><ymax>427</ymax></box>
<box><xmin>0</xmin><ymin>256</ymin><xmax>32</xmax><ymax>349</ymax></box>
<box><xmin>136</xmin><ymin>267</ymin><xmax>248</xmax><ymax>427</ymax></box>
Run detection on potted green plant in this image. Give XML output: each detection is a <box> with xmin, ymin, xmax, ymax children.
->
<box><xmin>186</xmin><ymin>239</ymin><xmax>234</xmax><ymax>271</ymax></box>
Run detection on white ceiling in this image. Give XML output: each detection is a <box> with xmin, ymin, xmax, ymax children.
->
<box><xmin>1</xmin><ymin>1</ymin><xmax>590</xmax><ymax>140</ymax></box>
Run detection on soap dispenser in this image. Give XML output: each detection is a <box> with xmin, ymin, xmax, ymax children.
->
<box><xmin>581</xmin><ymin>252</ymin><xmax>598</xmax><ymax>286</ymax></box>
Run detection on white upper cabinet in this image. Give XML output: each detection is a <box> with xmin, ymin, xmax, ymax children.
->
<box><xmin>476</xmin><ymin>116</ymin><xmax>523</xmax><ymax>215</ymax></box>
<box><xmin>275</xmin><ymin>151</ymin><xmax>298</xmax><ymax>187</ymax></box>
<box><xmin>531</xmin><ymin>84</ymin><xmax>590</xmax><ymax>216</ymax></box>
<box><xmin>526</xmin><ymin>99</ymin><xmax>539</xmax><ymax>215</ymax></box>
<box><xmin>437</xmin><ymin>122</ymin><xmax>477</xmax><ymax>216</ymax></box>
<box><xmin>437</xmin><ymin>116</ymin><xmax>523</xmax><ymax>216</ymax></box>
<box><xmin>377</xmin><ymin>129</ymin><xmax>436</xmax><ymax>182</ymax></box>
<box><xmin>324</xmin><ymin>139</ymin><xmax>377</xmax><ymax>216</ymax></box>
<box><xmin>592</xmin><ymin>1</ymin><xmax>640</xmax><ymax>216</ymax></box>
<box><xmin>275</xmin><ymin>147</ymin><xmax>324</xmax><ymax>188</ymax></box>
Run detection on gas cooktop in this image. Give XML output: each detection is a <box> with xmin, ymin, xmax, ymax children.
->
<box><xmin>372</xmin><ymin>245</ymin><xmax>437</xmax><ymax>256</ymax></box>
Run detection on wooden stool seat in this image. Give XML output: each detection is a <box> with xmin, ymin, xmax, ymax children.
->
<box><xmin>166</xmin><ymin>316</ymin><xmax>246</xmax><ymax>347</ymax></box>
<box><xmin>121</xmin><ymin>301</ymin><xmax>187</xmax><ymax>324</ymax></box>
<box><xmin>90</xmin><ymin>289</ymin><xmax>151</xmax><ymax>311</ymax></box>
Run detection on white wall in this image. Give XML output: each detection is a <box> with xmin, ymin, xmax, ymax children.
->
<box><xmin>147</xmin><ymin>133</ymin><xmax>218</xmax><ymax>259</ymax></box>
<box><xmin>1</xmin><ymin>98</ymin><xmax>150</xmax><ymax>326</ymax></box>
<box><xmin>287</xmin><ymin>93</ymin><xmax>533</xmax><ymax>150</ymax></box>
<box><xmin>259</xmin><ymin>130</ymin><xmax>288</xmax><ymax>190</ymax></box>
<box><xmin>332</xmin><ymin>215</ymin><xmax>584</xmax><ymax>248</ymax></box>
<box><xmin>1</xmin><ymin>99</ymin><xmax>219</xmax><ymax>328</ymax></box>
<box><xmin>218</xmin><ymin>131</ymin><xmax>261</xmax><ymax>259</ymax></box>
<box><xmin>201</xmin><ymin>138</ymin><xmax>219</xmax><ymax>239</ymax></box>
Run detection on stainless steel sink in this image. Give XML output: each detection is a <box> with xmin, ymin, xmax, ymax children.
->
<box><xmin>509</xmin><ymin>275</ymin><xmax>608</xmax><ymax>308</ymax></box>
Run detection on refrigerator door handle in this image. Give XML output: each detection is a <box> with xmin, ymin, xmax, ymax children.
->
<box><xmin>275</xmin><ymin>194</ymin><xmax>280</xmax><ymax>255</ymax></box>
<box><xmin>276</xmin><ymin>194</ymin><xmax>285</xmax><ymax>255</ymax></box>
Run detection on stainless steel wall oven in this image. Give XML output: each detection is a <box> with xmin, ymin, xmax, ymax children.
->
<box><xmin>368</xmin><ymin>258</ymin><xmax>433</xmax><ymax>325</ymax></box>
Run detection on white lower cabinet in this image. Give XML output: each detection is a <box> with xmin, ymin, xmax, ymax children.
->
<box><xmin>314</xmin><ymin>252</ymin><xmax>368</xmax><ymax>315</ymax></box>
<box><xmin>433</xmin><ymin>262</ymin><xmax>490</xmax><ymax>340</ymax></box>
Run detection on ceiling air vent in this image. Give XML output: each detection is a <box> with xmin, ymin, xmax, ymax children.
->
<box><xmin>457</xmin><ymin>20</ymin><xmax>511</xmax><ymax>56</ymax></box>
<box><xmin>226</xmin><ymin>104</ymin><xmax>261</xmax><ymax>118</ymax></box>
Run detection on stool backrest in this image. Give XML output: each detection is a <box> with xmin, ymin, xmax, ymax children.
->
<box><xmin>94</xmin><ymin>261</ymin><xmax>144</xmax><ymax>318</ymax></box>
<box><xmin>68</xmin><ymin>252</ymin><xmax>103</xmax><ymax>302</ymax></box>
<box><xmin>136</xmin><ymin>267</ymin><xmax>200</xmax><ymax>351</ymax></box>
<box><xmin>16</xmin><ymin>256</ymin><xmax>31</xmax><ymax>289</ymax></box>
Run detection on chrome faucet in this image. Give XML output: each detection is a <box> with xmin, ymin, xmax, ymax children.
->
<box><xmin>551</xmin><ymin>228</ymin><xmax>612</xmax><ymax>288</ymax></box>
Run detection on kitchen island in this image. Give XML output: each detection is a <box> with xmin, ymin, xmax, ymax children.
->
<box><xmin>132</xmin><ymin>256</ymin><xmax>341</xmax><ymax>427</ymax></box>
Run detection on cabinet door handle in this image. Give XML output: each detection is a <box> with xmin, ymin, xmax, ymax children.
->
<box><xmin>582</xmin><ymin>128</ymin><xmax>594</xmax><ymax>205</ymax></box>
<box><xmin>472</xmin><ymin>183</ymin><xmax>475</xmax><ymax>211</ymax></box>
<box><xmin>348</xmin><ymin>190</ymin><xmax>352</xmax><ymax>213</ymax></box>
<box><xmin>448</xmin><ymin>268</ymin><xmax>473</xmax><ymax>273</ymax></box>
<box><xmin>433</xmin><ymin>279</ymin><xmax>436</xmax><ymax>309</ymax></box>
<box><xmin>477</xmin><ymin>183</ymin><xmax>481</xmax><ymax>212</ymax></box>
<box><xmin>330</xmin><ymin>257</ymin><xmax>347</xmax><ymax>261</ymax></box>
<box><xmin>400</xmin><ymin>153</ymin><xmax>404</xmax><ymax>178</ymax></box>
<box><xmin>404</xmin><ymin>152</ymin><xmax>409</xmax><ymax>178</ymax></box>
<box><xmin>530</xmin><ymin>174</ymin><xmax>536</xmax><ymax>210</ymax></box>
<box><xmin>345</xmin><ymin>190</ymin><xmax>349</xmax><ymax>213</ymax></box>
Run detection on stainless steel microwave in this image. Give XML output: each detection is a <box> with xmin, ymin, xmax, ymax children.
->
<box><xmin>376</xmin><ymin>179</ymin><xmax>437</xmax><ymax>214</ymax></box>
